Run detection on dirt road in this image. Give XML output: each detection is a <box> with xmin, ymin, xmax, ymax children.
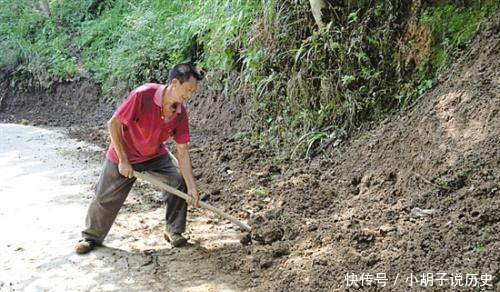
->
<box><xmin>0</xmin><ymin>123</ymin><xmax>249</xmax><ymax>292</ymax></box>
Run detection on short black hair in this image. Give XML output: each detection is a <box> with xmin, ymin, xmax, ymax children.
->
<box><xmin>167</xmin><ymin>63</ymin><xmax>202</xmax><ymax>84</ymax></box>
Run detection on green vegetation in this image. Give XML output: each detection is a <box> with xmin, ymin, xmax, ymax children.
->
<box><xmin>0</xmin><ymin>0</ymin><xmax>260</xmax><ymax>99</ymax></box>
<box><xmin>474</xmin><ymin>232</ymin><xmax>491</xmax><ymax>253</ymax></box>
<box><xmin>437</xmin><ymin>170</ymin><xmax>470</xmax><ymax>190</ymax></box>
<box><xmin>1</xmin><ymin>0</ymin><xmax>497</xmax><ymax>156</ymax></box>
<box><xmin>254</xmin><ymin>186</ymin><xmax>268</xmax><ymax>197</ymax></box>
<box><xmin>399</xmin><ymin>2</ymin><xmax>499</xmax><ymax>107</ymax></box>
<box><xmin>0</xmin><ymin>0</ymin><xmax>80</xmax><ymax>87</ymax></box>
<box><xmin>421</xmin><ymin>3</ymin><xmax>497</xmax><ymax>74</ymax></box>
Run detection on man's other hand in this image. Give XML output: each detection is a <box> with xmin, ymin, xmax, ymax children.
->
<box><xmin>118</xmin><ymin>161</ymin><xmax>134</xmax><ymax>178</ymax></box>
<box><xmin>188</xmin><ymin>189</ymin><xmax>200</xmax><ymax>208</ymax></box>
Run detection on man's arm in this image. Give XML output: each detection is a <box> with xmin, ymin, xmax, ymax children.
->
<box><xmin>107</xmin><ymin>116</ymin><xmax>133</xmax><ymax>178</ymax></box>
<box><xmin>176</xmin><ymin>143</ymin><xmax>200</xmax><ymax>208</ymax></box>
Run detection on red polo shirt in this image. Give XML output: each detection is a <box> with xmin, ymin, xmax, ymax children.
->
<box><xmin>106</xmin><ymin>83</ymin><xmax>191</xmax><ymax>164</ymax></box>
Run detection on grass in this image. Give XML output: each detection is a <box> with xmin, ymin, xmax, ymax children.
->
<box><xmin>420</xmin><ymin>3</ymin><xmax>497</xmax><ymax>73</ymax></box>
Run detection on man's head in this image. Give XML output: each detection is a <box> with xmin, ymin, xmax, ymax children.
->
<box><xmin>166</xmin><ymin>63</ymin><xmax>202</xmax><ymax>104</ymax></box>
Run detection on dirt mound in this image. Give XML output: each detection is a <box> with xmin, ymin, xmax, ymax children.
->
<box><xmin>186</xmin><ymin>13</ymin><xmax>499</xmax><ymax>291</ymax></box>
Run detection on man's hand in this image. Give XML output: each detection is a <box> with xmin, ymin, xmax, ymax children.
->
<box><xmin>118</xmin><ymin>161</ymin><xmax>134</xmax><ymax>178</ymax></box>
<box><xmin>108</xmin><ymin>116</ymin><xmax>132</xmax><ymax>178</ymax></box>
<box><xmin>176</xmin><ymin>143</ymin><xmax>200</xmax><ymax>208</ymax></box>
<box><xmin>188</xmin><ymin>188</ymin><xmax>200</xmax><ymax>208</ymax></box>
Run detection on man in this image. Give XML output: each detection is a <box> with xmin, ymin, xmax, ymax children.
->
<box><xmin>75</xmin><ymin>63</ymin><xmax>202</xmax><ymax>254</ymax></box>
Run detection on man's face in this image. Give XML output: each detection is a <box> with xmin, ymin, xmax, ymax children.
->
<box><xmin>172</xmin><ymin>76</ymin><xmax>198</xmax><ymax>104</ymax></box>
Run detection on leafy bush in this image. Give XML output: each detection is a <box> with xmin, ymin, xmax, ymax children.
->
<box><xmin>1</xmin><ymin>1</ymin><xmax>74</xmax><ymax>87</ymax></box>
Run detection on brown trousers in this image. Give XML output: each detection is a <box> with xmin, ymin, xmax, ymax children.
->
<box><xmin>82</xmin><ymin>153</ymin><xmax>187</xmax><ymax>244</ymax></box>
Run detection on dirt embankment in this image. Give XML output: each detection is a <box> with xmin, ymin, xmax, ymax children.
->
<box><xmin>187</xmin><ymin>14</ymin><xmax>499</xmax><ymax>291</ymax></box>
<box><xmin>0</xmin><ymin>76</ymin><xmax>114</xmax><ymax>148</ymax></box>
<box><xmin>0</xmin><ymin>74</ymin><xmax>248</xmax><ymax>149</ymax></box>
<box><xmin>1</xmin><ymin>12</ymin><xmax>499</xmax><ymax>292</ymax></box>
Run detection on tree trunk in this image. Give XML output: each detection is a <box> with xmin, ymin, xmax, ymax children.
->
<box><xmin>40</xmin><ymin>0</ymin><xmax>51</xmax><ymax>17</ymax></box>
<box><xmin>309</xmin><ymin>0</ymin><xmax>327</xmax><ymax>29</ymax></box>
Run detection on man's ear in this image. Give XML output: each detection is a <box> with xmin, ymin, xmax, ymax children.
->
<box><xmin>171</xmin><ymin>78</ymin><xmax>180</xmax><ymax>88</ymax></box>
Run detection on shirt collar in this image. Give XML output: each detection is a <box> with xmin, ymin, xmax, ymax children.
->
<box><xmin>175</xmin><ymin>103</ymin><xmax>182</xmax><ymax>114</ymax></box>
<box><xmin>154</xmin><ymin>84</ymin><xmax>182</xmax><ymax>114</ymax></box>
<box><xmin>153</xmin><ymin>84</ymin><xmax>166</xmax><ymax>108</ymax></box>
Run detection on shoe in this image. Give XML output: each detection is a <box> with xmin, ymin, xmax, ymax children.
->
<box><xmin>75</xmin><ymin>238</ymin><xmax>97</xmax><ymax>254</ymax></box>
<box><xmin>164</xmin><ymin>230</ymin><xmax>187</xmax><ymax>247</ymax></box>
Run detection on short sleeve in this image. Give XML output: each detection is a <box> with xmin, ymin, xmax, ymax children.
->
<box><xmin>174</xmin><ymin>109</ymin><xmax>191</xmax><ymax>144</ymax></box>
<box><xmin>114</xmin><ymin>91</ymin><xmax>142</xmax><ymax>126</ymax></box>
